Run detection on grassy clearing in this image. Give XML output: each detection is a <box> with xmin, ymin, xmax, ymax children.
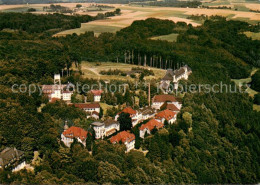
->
<box><xmin>150</xmin><ymin>33</ymin><xmax>179</xmax><ymax>42</ymax></box>
<box><xmin>244</xmin><ymin>31</ymin><xmax>260</xmax><ymax>40</ymax></box>
<box><xmin>232</xmin><ymin>68</ymin><xmax>259</xmax><ymax>97</ymax></box>
<box><xmin>75</xmin><ymin>61</ymin><xmax>166</xmax><ymax>81</ymax></box>
<box><xmin>100</xmin><ymin>103</ymin><xmax>118</xmax><ymax>114</ymax></box>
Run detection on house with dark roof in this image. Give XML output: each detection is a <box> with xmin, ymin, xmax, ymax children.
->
<box><xmin>0</xmin><ymin>147</ymin><xmax>26</xmax><ymax>172</ymax></box>
<box><xmin>110</xmin><ymin>131</ymin><xmax>135</xmax><ymax>152</ymax></box>
<box><xmin>160</xmin><ymin>65</ymin><xmax>192</xmax><ymax>91</ymax></box>
<box><xmin>61</xmin><ymin>126</ymin><xmax>89</xmax><ymax>147</ymax></box>
<box><xmin>91</xmin><ymin>120</ymin><xmax>120</xmax><ymax>139</ymax></box>
<box><xmin>139</xmin><ymin>119</ymin><xmax>164</xmax><ymax>138</ymax></box>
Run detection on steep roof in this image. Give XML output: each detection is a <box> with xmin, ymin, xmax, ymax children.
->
<box><xmin>155</xmin><ymin>109</ymin><xmax>176</xmax><ymax>121</ymax></box>
<box><xmin>91</xmin><ymin>90</ymin><xmax>103</xmax><ymax>96</ymax></box>
<box><xmin>139</xmin><ymin>119</ymin><xmax>164</xmax><ymax>131</ymax></box>
<box><xmin>152</xmin><ymin>95</ymin><xmax>178</xmax><ymax>103</ymax></box>
<box><xmin>72</xmin><ymin>103</ymin><xmax>100</xmax><ymax>109</ymax></box>
<box><xmin>166</xmin><ymin>103</ymin><xmax>180</xmax><ymax>112</ymax></box>
<box><xmin>62</xmin><ymin>126</ymin><xmax>88</xmax><ymax>141</ymax></box>
<box><xmin>118</xmin><ymin>107</ymin><xmax>137</xmax><ymax>115</ymax></box>
<box><xmin>173</xmin><ymin>67</ymin><xmax>186</xmax><ymax>78</ymax></box>
<box><xmin>0</xmin><ymin>147</ymin><xmax>24</xmax><ymax>167</ymax></box>
<box><xmin>110</xmin><ymin>131</ymin><xmax>135</xmax><ymax>144</ymax></box>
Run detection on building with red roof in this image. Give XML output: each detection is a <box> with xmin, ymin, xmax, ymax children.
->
<box><xmin>91</xmin><ymin>90</ymin><xmax>103</xmax><ymax>102</ymax></box>
<box><xmin>115</xmin><ymin>107</ymin><xmax>141</xmax><ymax>127</ymax></box>
<box><xmin>71</xmin><ymin>103</ymin><xmax>100</xmax><ymax>114</ymax></box>
<box><xmin>152</xmin><ymin>94</ymin><xmax>182</xmax><ymax>110</ymax></box>
<box><xmin>110</xmin><ymin>131</ymin><xmax>135</xmax><ymax>152</ymax></box>
<box><xmin>139</xmin><ymin>119</ymin><xmax>164</xmax><ymax>138</ymax></box>
<box><xmin>155</xmin><ymin>109</ymin><xmax>177</xmax><ymax>124</ymax></box>
<box><xmin>166</xmin><ymin>103</ymin><xmax>180</xmax><ymax>113</ymax></box>
<box><xmin>61</xmin><ymin>126</ymin><xmax>88</xmax><ymax>147</ymax></box>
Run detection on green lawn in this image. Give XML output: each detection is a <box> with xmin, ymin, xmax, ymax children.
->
<box><xmin>150</xmin><ymin>33</ymin><xmax>179</xmax><ymax>42</ymax></box>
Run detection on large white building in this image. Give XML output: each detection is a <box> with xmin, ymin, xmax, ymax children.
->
<box><xmin>42</xmin><ymin>74</ymin><xmax>73</xmax><ymax>102</ymax></box>
<box><xmin>91</xmin><ymin>120</ymin><xmax>120</xmax><ymax>139</ymax></box>
<box><xmin>110</xmin><ymin>131</ymin><xmax>135</xmax><ymax>152</ymax></box>
<box><xmin>160</xmin><ymin>65</ymin><xmax>192</xmax><ymax>90</ymax></box>
<box><xmin>152</xmin><ymin>94</ymin><xmax>182</xmax><ymax>110</ymax></box>
<box><xmin>61</xmin><ymin>126</ymin><xmax>88</xmax><ymax>147</ymax></box>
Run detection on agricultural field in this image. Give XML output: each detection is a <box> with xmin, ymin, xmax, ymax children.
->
<box><xmin>0</xmin><ymin>2</ymin><xmax>259</xmax><ymax>36</ymax></box>
<box><xmin>150</xmin><ymin>33</ymin><xmax>179</xmax><ymax>42</ymax></box>
<box><xmin>54</xmin><ymin>3</ymin><xmax>260</xmax><ymax>36</ymax></box>
<box><xmin>74</xmin><ymin>61</ymin><xmax>166</xmax><ymax>81</ymax></box>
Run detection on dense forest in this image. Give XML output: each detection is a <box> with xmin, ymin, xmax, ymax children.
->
<box><xmin>0</xmin><ymin>12</ymin><xmax>259</xmax><ymax>184</ymax></box>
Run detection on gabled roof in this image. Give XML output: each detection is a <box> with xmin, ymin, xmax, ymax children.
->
<box><xmin>62</xmin><ymin>126</ymin><xmax>88</xmax><ymax>141</ymax></box>
<box><xmin>155</xmin><ymin>109</ymin><xmax>176</xmax><ymax>121</ymax></box>
<box><xmin>139</xmin><ymin>119</ymin><xmax>164</xmax><ymax>131</ymax></box>
<box><xmin>91</xmin><ymin>90</ymin><xmax>103</xmax><ymax>96</ymax></box>
<box><xmin>152</xmin><ymin>95</ymin><xmax>178</xmax><ymax>103</ymax></box>
<box><xmin>110</xmin><ymin>131</ymin><xmax>135</xmax><ymax>144</ymax></box>
<box><xmin>166</xmin><ymin>103</ymin><xmax>180</xmax><ymax>112</ymax></box>
<box><xmin>72</xmin><ymin>103</ymin><xmax>100</xmax><ymax>109</ymax></box>
<box><xmin>92</xmin><ymin>111</ymin><xmax>99</xmax><ymax>116</ymax></box>
<box><xmin>0</xmin><ymin>147</ymin><xmax>24</xmax><ymax>167</ymax></box>
<box><xmin>118</xmin><ymin>107</ymin><xmax>137</xmax><ymax>115</ymax></box>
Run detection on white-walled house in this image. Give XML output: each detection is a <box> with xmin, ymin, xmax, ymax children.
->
<box><xmin>91</xmin><ymin>90</ymin><xmax>103</xmax><ymax>102</ymax></box>
<box><xmin>160</xmin><ymin>65</ymin><xmax>192</xmax><ymax>90</ymax></box>
<box><xmin>152</xmin><ymin>94</ymin><xmax>182</xmax><ymax>110</ymax></box>
<box><xmin>139</xmin><ymin>107</ymin><xmax>156</xmax><ymax>120</ymax></box>
<box><xmin>155</xmin><ymin>109</ymin><xmax>177</xmax><ymax>124</ymax></box>
<box><xmin>110</xmin><ymin>131</ymin><xmax>135</xmax><ymax>152</ymax></box>
<box><xmin>0</xmin><ymin>147</ymin><xmax>26</xmax><ymax>172</ymax></box>
<box><xmin>91</xmin><ymin>120</ymin><xmax>120</xmax><ymax>139</ymax></box>
<box><xmin>72</xmin><ymin>103</ymin><xmax>100</xmax><ymax>114</ymax></box>
<box><xmin>42</xmin><ymin>74</ymin><xmax>73</xmax><ymax>102</ymax></box>
<box><xmin>61</xmin><ymin>126</ymin><xmax>88</xmax><ymax>147</ymax></box>
<box><xmin>139</xmin><ymin>119</ymin><xmax>164</xmax><ymax>138</ymax></box>
<box><xmin>115</xmin><ymin>107</ymin><xmax>141</xmax><ymax>127</ymax></box>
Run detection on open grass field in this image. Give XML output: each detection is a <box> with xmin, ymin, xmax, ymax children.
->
<box><xmin>244</xmin><ymin>31</ymin><xmax>260</xmax><ymax>40</ymax></box>
<box><xmin>75</xmin><ymin>61</ymin><xmax>166</xmax><ymax>81</ymax></box>
<box><xmin>150</xmin><ymin>33</ymin><xmax>179</xmax><ymax>42</ymax></box>
<box><xmin>232</xmin><ymin>68</ymin><xmax>259</xmax><ymax>97</ymax></box>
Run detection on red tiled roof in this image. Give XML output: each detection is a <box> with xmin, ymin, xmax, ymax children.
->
<box><xmin>62</xmin><ymin>126</ymin><xmax>88</xmax><ymax>141</ymax></box>
<box><xmin>139</xmin><ymin>119</ymin><xmax>164</xmax><ymax>131</ymax></box>
<box><xmin>152</xmin><ymin>95</ymin><xmax>179</xmax><ymax>103</ymax></box>
<box><xmin>50</xmin><ymin>98</ymin><xmax>60</xmax><ymax>103</ymax></box>
<box><xmin>166</xmin><ymin>104</ymin><xmax>180</xmax><ymax>112</ymax></box>
<box><xmin>155</xmin><ymin>109</ymin><xmax>176</xmax><ymax>121</ymax></box>
<box><xmin>72</xmin><ymin>103</ymin><xmax>100</xmax><ymax>109</ymax></box>
<box><xmin>118</xmin><ymin>107</ymin><xmax>137</xmax><ymax>115</ymax></box>
<box><xmin>110</xmin><ymin>131</ymin><xmax>135</xmax><ymax>143</ymax></box>
<box><xmin>91</xmin><ymin>90</ymin><xmax>103</xmax><ymax>96</ymax></box>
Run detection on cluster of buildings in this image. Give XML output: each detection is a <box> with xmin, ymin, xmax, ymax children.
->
<box><xmin>58</xmin><ymin>65</ymin><xmax>191</xmax><ymax>152</ymax></box>
<box><xmin>60</xmin><ymin>94</ymin><xmax>182</xmax><ymax>152</ymax></box>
